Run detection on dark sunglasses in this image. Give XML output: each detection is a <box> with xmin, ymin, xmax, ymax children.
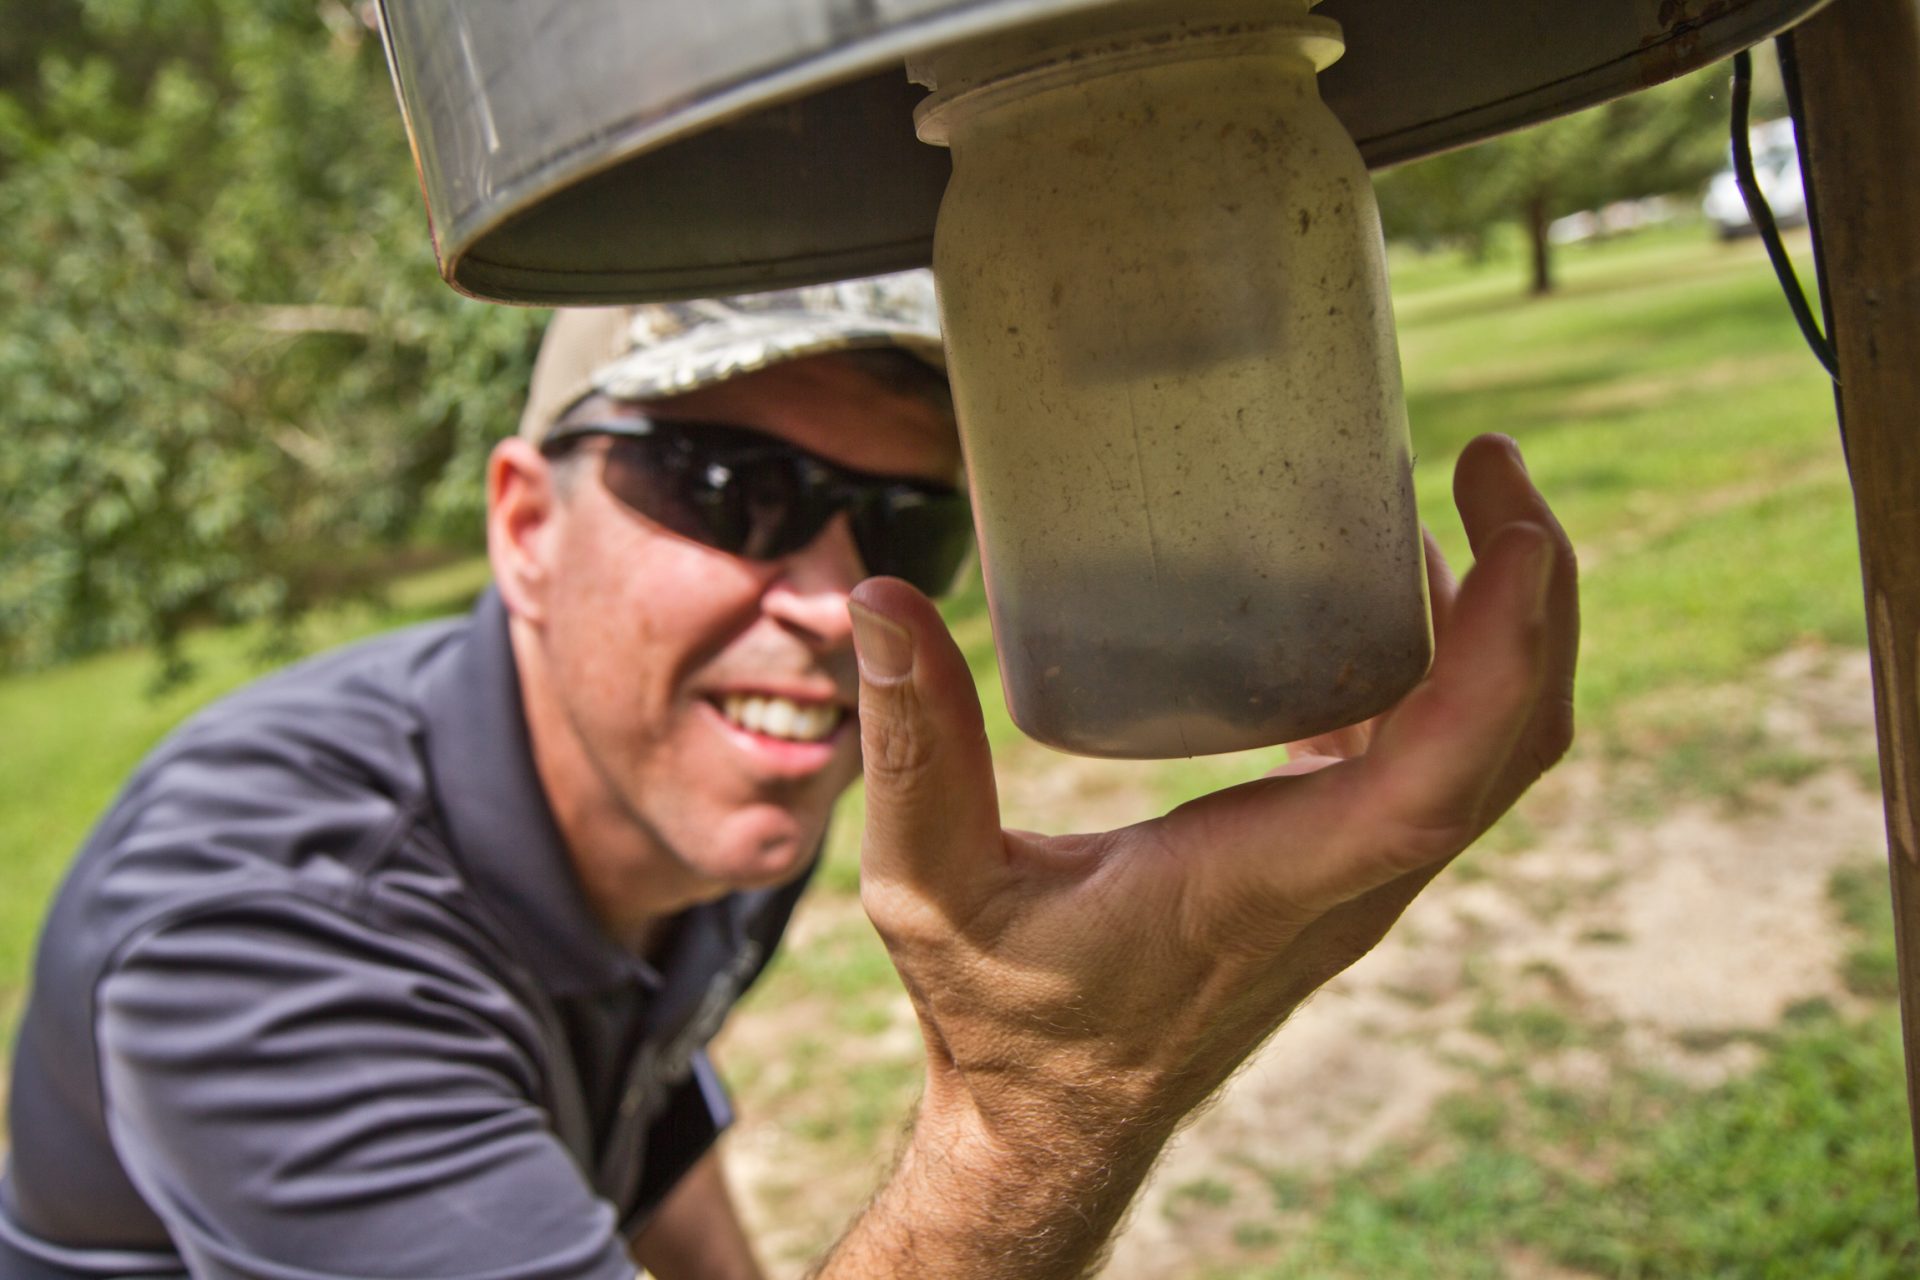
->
<box><xmin>542</xmin><ymin>417</ymin><xmax>974</xmax><ymax>596</ymax></box>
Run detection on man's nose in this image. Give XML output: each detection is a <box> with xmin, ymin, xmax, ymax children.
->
<box><xmin>763</xmin><ymin>513</ymin><xmax>865</xmax><ymax>646</ymax></box>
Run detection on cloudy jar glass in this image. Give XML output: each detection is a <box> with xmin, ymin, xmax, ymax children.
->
<box><xmin>913</xmin><ymin>0</ymin><xmax>1432</xmax><ymax>758</ymax></box>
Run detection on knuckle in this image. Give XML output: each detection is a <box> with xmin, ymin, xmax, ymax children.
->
<box><xmin>1559</xmin><ymin>539</ymin><xmax>1581</xmax><ymax>579</ymax></box>
<box><xmin>1527</xmin><ymin>695</ymin><xmax>1576</xmax><ymax>774</ymax></box>
<box><xmin>858</xmin><ymin>875</ymin><xmax>912</xmax><ymax>933</ymax></box>
<box><xmin>1353</xmin><ymin>776</ymin><xmax>1481</xmax><ymax>874</ymax></box>
<box><xmin>1390</xmin><ymin>814</ymin><xmax>1479</xmax><ymax>872</ymax></box>
<box><xmin>859</xmin><ymin>875</ymin><xmax>936</xmax><ymax>946</ymax></box>
<box><xmin>858</xmin><ymin>699</ymin><xmax>939</xmax><ymax>783</ymax></box>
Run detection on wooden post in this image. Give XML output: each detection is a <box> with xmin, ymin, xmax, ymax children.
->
<box><xmin>1787</xmin><ymin>0</ymin><xmax>1920</xmax><ymax>1205</ymax></box>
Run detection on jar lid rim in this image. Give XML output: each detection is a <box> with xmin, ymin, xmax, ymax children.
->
<box><xmin>913</xmin><ymin>16</ymin><xmax>1344</xmax><ymax>147</ymax></box>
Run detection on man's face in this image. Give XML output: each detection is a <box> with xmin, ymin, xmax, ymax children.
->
<box><xmin>507</xmin><ymin>353</ymin><xmax>962</xmax><ymax>923</ymax></box>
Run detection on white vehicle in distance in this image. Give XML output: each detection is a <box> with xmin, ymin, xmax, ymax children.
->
<box><xmin>1702</xmin><ymin>117</ymin><xmax>1806</xmax><ymax>240</ymax></box>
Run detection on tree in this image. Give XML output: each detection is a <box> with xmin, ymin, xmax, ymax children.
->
<box><xmin>0</xmin><ymin>1</ymin><xmax>546</xmax><ymax>679</ymax></box>
<box><xmin>1375</xmin><ymin>61</ymin><xmax>1750</xmax><ymax>295</ymax></box>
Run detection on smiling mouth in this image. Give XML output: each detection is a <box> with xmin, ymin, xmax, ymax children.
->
<box><xmin>714</xmin><ymin>693</ymin><xmax>847</xmax><ymax>744</ymax></box>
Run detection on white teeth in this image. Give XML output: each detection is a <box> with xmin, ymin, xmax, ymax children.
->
<box><xmin>718</xmin><ymin>694</ymin><xmax>842</xmax><ymax>743</ymax></box>
<box><xmin>762</xmin><ymin>697</ymin><xmax>798</xmax><ymax>739</ymax></box>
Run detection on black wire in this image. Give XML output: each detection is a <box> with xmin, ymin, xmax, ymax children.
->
<box><xmin>1775</xmin><ymin>30</ymin><xmax>1849</xmax><ymax>464</ymax></box>
<box><xmin>1731</xmin><ymin>49</ymin><xmax>1840</xmax><ymax>381</ymax></box>
<box><xmin>1773</xmin><ymin>35</ymin><xmax>1837</xmax><ymax>363</ymax></box>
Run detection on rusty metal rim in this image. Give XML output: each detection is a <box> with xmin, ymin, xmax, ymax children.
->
<box><xmin>377</xmin><ymin>0</ymin><xmax>1118</xmax><ymax>291</ymax></box>
<box><xmin>450</xmin><ymin>233</ymin><xmax>942</xmax><ymax>305</ymax></box>
<box><xmin>380</xmin><ymin>0</ymin><xmax>1844</xmax><ymax>299</ymax></box>
<box><xmin>1351</xmin><ymin>0</ymin><xmax>1843</xmax><ymax>168</ymax></box>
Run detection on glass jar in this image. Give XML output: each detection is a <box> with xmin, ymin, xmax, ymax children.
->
<box><xmin>913</xmin><ymin>0</ymin><xmax>1431</xmax><ymax>758</ymax></box>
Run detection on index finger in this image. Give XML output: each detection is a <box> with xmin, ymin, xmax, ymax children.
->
<box><xmin>1452</xmin><ymin>435</ymin><xmax>1580</xmax><ymax>809</ymax></box>
<box><xmin>1159</xmin><ymin>449</ymin><xmax>1573</xmax><ymax>916</ymax></box>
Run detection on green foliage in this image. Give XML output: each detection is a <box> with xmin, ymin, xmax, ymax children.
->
<box><xmin>1376</xmin><ymin>63</ymin><xmax>1734</xmax><ymax>292</ymax></box>
<box><xmin>0</xmin><ymin>1</ymin><xmax>545</xmax><ymax>677</ymax></box>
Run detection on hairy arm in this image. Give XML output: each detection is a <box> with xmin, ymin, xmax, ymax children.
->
<box><xmin>816</xmin><ymin>1096</ymin><xmax>1169</xmax><ymax>1277</ymax></box>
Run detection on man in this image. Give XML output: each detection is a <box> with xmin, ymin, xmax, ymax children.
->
<box><xmin>1</xmin><ymin>271</ymin><xmax>1579</xmax><ymax>1280</ymax></box>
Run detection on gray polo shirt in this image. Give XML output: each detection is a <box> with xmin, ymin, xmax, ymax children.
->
<box><xmin>0</xmin><ymin>589</ymin><xmax>811</xmax><ymax>1279</ymax></box>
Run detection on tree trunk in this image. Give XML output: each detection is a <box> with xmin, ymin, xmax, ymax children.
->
<box><xmin>1526</xmin><ymin>192</ymin><xmax>1554</xmax><ymax>296</ymax></box>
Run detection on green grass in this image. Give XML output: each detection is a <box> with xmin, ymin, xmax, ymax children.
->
<box><xmin>1168</xmin><ymin>1176</ymin><xmax>1239</xmax><ymax>1214</ymax></box>
<box><xmin>1206</xmin><ymin>1002</ymin><xmax>1918</xmax><ymax>1280</ymax></box>
<box><xmin>1832</xmin><ymin>859</ymin><xmax>1902</xmax><ymax>1002</ymax></box>
<box><xmin>1391</xmin><ymin>223</ymin><xmax>1853</xmax><ymax>731</ymax></box>
<box><xmin>742</xmin><ymin>909</ymin><xmax>902</xmax><ymax>1021</ymax></box>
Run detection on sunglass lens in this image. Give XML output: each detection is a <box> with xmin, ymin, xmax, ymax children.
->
<box><xmin>600</xmin><ymin>439</ymin><xmax>751</xmax><ymax>553</ymax></box>
<box><xmin>735</xmin><ymin>460</ymin><xmax>824</xmax><ymax>561</ymax></box>
<box><xmin>858</xmin><ymin>494</ymin><xmax>975</xmax><ymax>595</ymax></box>
<box><xmin>596</xmin><ymin>428</ymin><xmax>972</xmax><ymax>595</ymax></box>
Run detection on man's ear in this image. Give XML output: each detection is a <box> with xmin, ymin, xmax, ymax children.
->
<box><xmin>488</xmin><ymin>437</ymin><xmax>562</xmax><ymax>625</ymax></box>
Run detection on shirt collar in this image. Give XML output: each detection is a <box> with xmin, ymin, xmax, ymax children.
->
<box><xmin>417</xmin><ymin>587</ymin><xmax>652</xmax><ymax>996</ymax></box>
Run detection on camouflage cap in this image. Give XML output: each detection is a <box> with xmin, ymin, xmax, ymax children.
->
<box><xmin>518</xmin><ymin>269</ymin><xmax>946</xmax><ymax>442</ymax></box>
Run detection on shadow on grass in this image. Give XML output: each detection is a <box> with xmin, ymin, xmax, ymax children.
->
<box><xmin>1395</xmin><ymin>239</ymin><xmax>1790</xmax><ymax>332</ymax></box>
<box><xmin>1407</xmin><ymin>365</ymin><xmax>1620</xmax><ymax>460</ymax></box>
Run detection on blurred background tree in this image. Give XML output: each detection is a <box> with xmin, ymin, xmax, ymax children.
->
<box><xmin>0</xmin><ymin>0</ymin><xmax>545</xmax><ymax>681</ymax></box>
<box><xmin>1375</xmin><ymin>58</ymin><xmax>1778</xmax><ymax>295</ymax></box>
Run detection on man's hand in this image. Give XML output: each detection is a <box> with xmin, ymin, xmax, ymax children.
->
<box><xmin>819</xmin><ymin>434</ymin><xmax>1578</xmax><ymax>1278</ymax></box>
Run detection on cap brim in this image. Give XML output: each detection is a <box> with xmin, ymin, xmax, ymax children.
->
<box><xmin>594</xmin><ymin>315</ymin><xmax>945</xmax><ymax>405</ymax></box>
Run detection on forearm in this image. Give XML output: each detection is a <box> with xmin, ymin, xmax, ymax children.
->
<box><xmin>631</xmin><ymin>1147</ymin><xmax>764</xmax><ymax>1280</ymax></box>
<box><xmin>810</xmin><ymin>1081</ymin><xmax>1174</xmax><ymax>1279</ymax></box>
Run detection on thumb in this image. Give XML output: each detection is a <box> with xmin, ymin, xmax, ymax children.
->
<box><xmin>849</xmin><ymin>578</ymin><xmax>1003</xmax><ymax>898</ymax></box>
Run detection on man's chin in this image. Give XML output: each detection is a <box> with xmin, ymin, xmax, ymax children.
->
<box><xmin>690</xmin><ymin>807</ymin><xmax>831</xmax><ymax>893</ymax></box>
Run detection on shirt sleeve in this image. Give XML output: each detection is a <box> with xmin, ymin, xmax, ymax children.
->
<box><xmin>95</xmin><ymin>894</ymin><xmax>639</xmax><ymax>1280</ymax></box>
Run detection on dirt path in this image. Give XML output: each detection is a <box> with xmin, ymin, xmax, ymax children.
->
<box><xmin>728</xmin><ymin>645</ymin><xmax>1892</xmax><ymax>1277</ymax></box>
